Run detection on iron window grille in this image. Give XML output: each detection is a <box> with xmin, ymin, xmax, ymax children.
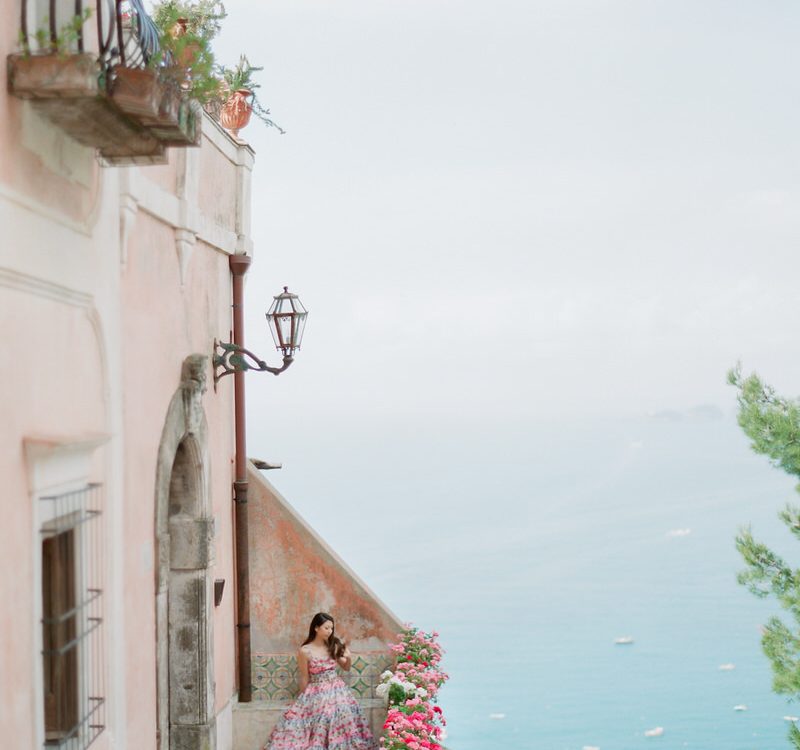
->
<box><xmin>40</xmin><ymin>483</ymin><xmax>105</xmax><ymax>749</ymax></box>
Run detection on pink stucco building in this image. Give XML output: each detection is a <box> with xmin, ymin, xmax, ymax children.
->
<box><xmin>1</xmin><ymin>3</ymin><xmax>400</xmax><ymax>749</ymax></box>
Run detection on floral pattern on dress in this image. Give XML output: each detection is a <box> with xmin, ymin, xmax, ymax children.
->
<box><xmin>264</xmin><ymin>656</ymin><xmax>378</xmax><ymax>750</ymax></box>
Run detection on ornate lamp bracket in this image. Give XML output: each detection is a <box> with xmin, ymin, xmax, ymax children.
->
<box><xmin>213</xmin><ymin>339</ymin><xmax>294</xmax><ymax>390</ymax></box>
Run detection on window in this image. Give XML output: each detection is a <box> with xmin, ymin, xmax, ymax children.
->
<box><xmin>40</xmin><ymin>484</ymin><xmax>105</xmax><ymax>749</ymax></box>
<box><xmin>42</xmin><ymin>529</ymin><xmax>78</xmax><ymax>740</ymax></box>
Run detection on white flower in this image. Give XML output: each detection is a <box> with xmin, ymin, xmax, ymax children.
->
<box><xmin>376</xmin><ymin>683</ymin><xmax>389</xmax><ymax>698</ymax></box>
<box><xmin>380</xmin><ymin>670</ymin><xmax>394</xmax><ymax>681</ymax></box>
<box><xmin>416</xmin><ymin>688</ymin><xmax>428</xmax><ymax>698</ymax></box>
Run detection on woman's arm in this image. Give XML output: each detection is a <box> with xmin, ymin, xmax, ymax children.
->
<box><xmin>297</xmin><ymin>648</ymin><xmax>310</xmax><ymax>693</ymax></box>
<box><xmin>337</xmin><ymin>645</ymin><xmax>352</xmax><ymax>672</ymax></box>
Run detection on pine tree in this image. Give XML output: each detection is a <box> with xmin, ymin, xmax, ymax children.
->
<box><xmin>729</xmin><ymin>365</ymin><xmax>800</xmax><ymax>748</ymax></box>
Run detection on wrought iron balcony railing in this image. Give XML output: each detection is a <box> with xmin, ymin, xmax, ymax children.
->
<box><xmin>9</xmin><ymin>0</ymin><xmax>200</xmax><ymax>165</ymax></box>
<box><xmin>19</xmin><ymin>0</ymin><xmax>161</xmax><ymax>69</ymax></box>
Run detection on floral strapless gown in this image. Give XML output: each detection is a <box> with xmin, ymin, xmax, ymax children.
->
<box><xmin>264</xmin><ymin>656</ymin><xmax>378</xmax><ymax>750</ymax></box>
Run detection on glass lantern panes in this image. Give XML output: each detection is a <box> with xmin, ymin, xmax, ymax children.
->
<box><xmin>266</xmin><ymin>287</ymin><xmax>307</xmax><ymax>356</ymax></box>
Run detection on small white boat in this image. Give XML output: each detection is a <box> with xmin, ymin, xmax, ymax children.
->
<box><xmin>718</xmin><ymin>663</ymin><xmax>736</xmax><ymax>671</ymax></box>
<box><xmin>644</xmin><ymin>727</ymin><xmax>664</xmax><ymax>737</ymax></box>
<box><xmin>784</xmin><ymin>716</ymin><xmax>799</xmax><ymax>722</ymax></box>
<box><xmin>614</xmin><ymin>636</ymin><xmax>634</xmax><ymax>645</ymax></box>
<box><xmin>489</xmin><ymin>713</ymin><xmax>505</xmax><ymax>720</ymax></box>
<box><xmin>582</xmin><ymin>746</ymin><xmax>600</xmax><ymax>750</ymax></box>
<box><xmin>733</xmin><ymin>705</ymin><xmax>748</xmax><ymax>712</ymax></box>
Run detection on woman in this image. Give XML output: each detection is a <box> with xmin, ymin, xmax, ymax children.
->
<box><xmin>264</xmin><ymin>612</ymin><xmax>378</xmax><ymax>750</ymax></box>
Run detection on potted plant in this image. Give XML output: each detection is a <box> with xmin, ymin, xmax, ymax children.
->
<box><xmin>112</xmin><ymin>66</ymin><xmax>198</xmax><ymax>144</ymax></box>
<box><xmin>218</xmin><ymin>55</ymin><xmax>283</xmax><ymax>136</ymax></box>
<box><xmin>150</xmin><ymin>0</ymin><xmax>226</xmax><ymax>105</ymax></box>
<box><xmin>9</xmin><ymin>9</ymin><xmax>98</xmax><ymax>99</ymax></box>
<box><xmin>111</xmin><ymin>1</ymin><xmax>223</xmax><ymax>144</ymax></box>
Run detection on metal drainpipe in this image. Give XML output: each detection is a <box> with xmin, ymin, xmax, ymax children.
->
<box><xmin>230</xmin><ymin>253</ymin><xmax>253</xmax><ymax>702</ymax></box>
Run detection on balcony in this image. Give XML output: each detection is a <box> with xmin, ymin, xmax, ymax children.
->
<box><xmin>7</xmin><ymin>0</ymin><xmax>202</xmax><ymax>165</ymax></box>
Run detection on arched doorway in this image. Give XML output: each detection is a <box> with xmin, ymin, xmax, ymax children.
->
<box><xmin>154</xmin><ymin>355</ymin><xmax>216</xmax><ymax>750</ymax></box>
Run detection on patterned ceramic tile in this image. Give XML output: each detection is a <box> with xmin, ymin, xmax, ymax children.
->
<box><xmin>252</xmin><ymin>654</ymin><xmax>298</xmax><ymax>701</ymax></box>
<box><xmin>251</xmin><ymin>652</ymin><xmax>394</xmax><ymax>702</ymax></box>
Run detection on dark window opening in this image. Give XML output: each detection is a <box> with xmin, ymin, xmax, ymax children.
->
<box><xmin>40</xmin><ymin>484</ymin><xmax>105</xmax><ymax>749</ymax></box>
<box><xmin>42</xmin><ymin>529</ymin><xmax>78</xmax><ymax>742</ymax></box>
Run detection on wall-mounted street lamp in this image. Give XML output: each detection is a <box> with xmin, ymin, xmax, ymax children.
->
<box><xmin>213</xmin><ymin>287</ymin><xmax>308</xmax><ymax>386</ymax></box>
<box><xmin>217</xmin><ymin>259</ymin><xmax>308</xmax><ymax>703</ymax></box>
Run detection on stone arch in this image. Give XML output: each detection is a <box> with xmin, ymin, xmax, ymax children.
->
<box><xmin>154</xmin><ymin>355</ymin><xmax>216</xmax><ymax>750</ymax></box>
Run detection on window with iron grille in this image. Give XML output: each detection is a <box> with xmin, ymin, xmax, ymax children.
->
<box><xmin>40</xmin><ymin>484</ymin><xmax>105</xmax><ymax>749</ymax></box>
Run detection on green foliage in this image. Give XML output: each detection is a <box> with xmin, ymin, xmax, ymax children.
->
<box><xmin>150</xmin><ymin>0</ymin><xmax>226</xmax><ymax>104</ymax></box>
<box><xmin>730</xmin><ymin>365</ymin><xmax>800</xmax><ymax>748</ymax></box>
<box><xmin>149</xmin><ymin>3</ymin><xmax>282</xmax><ymax>131</ymax></box>
<box><xmin>151</xmin><ymin>0</ymin><xmax>226</xmax><ymax>41</ymax></box>
<box><xmin>728</xmin><ymin>366</ymin><xmax>800</xmax><ymax>485</ymax></box>
<box><xmin>20</xmin><ymin>8</ymin><xmax>92</xmax><ymax>56</ymax></box>
<box><xmin>736</xmin><ymin>526</ymin><xmax>800</xmax><ymax>599</ymax></box>
<box><xmin>387</xmin><ymin>682</ymin><xmax>407</xmax><ymax>705</ymax></box>
<box><xmin>220</xmin><ymin>55</ymin><xmax>284</xmax><ymax>133</ymax></box>
<box><xmin>221</xmin><ymin>54</ymin><xmax>261</xmax><ymax>92</ymax></box>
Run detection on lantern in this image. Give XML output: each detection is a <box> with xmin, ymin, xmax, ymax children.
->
<box><xmin>266</xmin><ymin>287</ymin><xmax>307</xmax><ymax>357</ymax></box>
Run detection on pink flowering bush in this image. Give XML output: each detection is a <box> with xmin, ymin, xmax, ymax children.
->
<box><xmin>379</xmin><ymin>626</ymin><xmax>448</xmax><ymax>750</ymax></box>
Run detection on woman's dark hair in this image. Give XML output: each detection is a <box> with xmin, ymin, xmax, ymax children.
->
<box><xmin>302</xmin><ymin>612</ymin><xmax>346</xmax><ymax>659</ymax></box>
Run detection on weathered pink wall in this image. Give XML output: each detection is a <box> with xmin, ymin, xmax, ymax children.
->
<box><xmin>0</xmin><ymin>6</ymin><xmax>101</xmax><ymax>226</ymax></box>
<box><xmin>199</xmin><ymin>143</ymin><xmax>239</xmax><ymax>232</ymax></box>
<box><xmin>0</xmin><ymin>294</ymin><xmax>106</xmax><ymax>748</ymax></box>
<box><xmin>144</xmin><ymin>156</ymin><xmax>179</xmax><ymax>195</ymax></box>
<box><xmin>120</xmin><ymin>189</ymin><xmax>238</xmax><ymax>739</ymax></box>
<box><xmin>248</xmin><ymin>466</ymin><xmax>402</xmax><ymax>655</ymax></box>
<box><xmin>2</xmin><ymin>56</ymin><xmax>252</xmax><ymax>742</ymax></box>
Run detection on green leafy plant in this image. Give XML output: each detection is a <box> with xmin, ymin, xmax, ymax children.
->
<box><xmin>220</xmin><ymin>55</ymin><xmax>284</xmax><ymax>133</ymax></box>
<box><xmin>220</xmin><ymin>54</ymin><xmax>259</xmax><ymax>91</ymax></box>
<box><xmin>150</xmin><ymin>0</ymin><xmax>226</xmax><ymax>104</ymax></box>
<box><xmin>148</xmin><ymin>2</ymin><xmax>282</xmax><ymax>133</ymax></box>
<box><xmin>19</xmin><ymin>8</ymin><xmax>92</xmax><ymax>56</ymax></box>
<box><xmin>729</xmin><ymin>365</ymin><xmax>800</xmax><ymax>749</ymax></box>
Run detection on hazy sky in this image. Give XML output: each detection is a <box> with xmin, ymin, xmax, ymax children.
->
<box><xmin>206</xmin><ymin>12</ymin><xmax>800</xmax><ymax>735</ymax></box>
<box><xmin>212</xmin><ymin>0</ymin><xmax>800</xmax><ymax>431</ymax></box>
<box><xmin>202</xmin><ymin>16</ymin><xmax>800</xmax><ymax>724</ymax></box>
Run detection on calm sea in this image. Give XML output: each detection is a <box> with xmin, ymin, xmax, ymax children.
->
<box><xmin>253</xmin><ymin>413</ymin><xmax>800</xmax><ymax>750</ymax></box>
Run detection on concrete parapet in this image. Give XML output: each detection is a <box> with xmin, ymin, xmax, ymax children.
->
<box><xmin>233</xmin><ymin>465</ymin><xmax>404</xmax><ymax>749</ymax></box>
<box><xmin>246</xmin><ymin>464</ymin><xmax>402</xmax><ymax>654</ymax></box>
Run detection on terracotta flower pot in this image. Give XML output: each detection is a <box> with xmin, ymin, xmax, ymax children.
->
<box><xmin>178</xmin><ymin>41</ymin><xmax>201</xmax><ymax>68</ymax></box>
<box><xmin>112</xmin><ymin>66</ymin><xmax>162</xmax><ymax>120</ymax></box>
<box><xmin>167</xmin><ymin>18</ymin><xmax>200</xmax><ymax>67</ymax></box>
<box><xmin>219</xmin><ymin>89</ymin><xmax>252</xmax><ymax>137</ymax></box>
<box><xmin>7</xmin><ymin>53</ymin><xmax>100</xmax><ymax>99</ymax></box>
<box><xmin>170</xmin><ymin>18</ymin><xmax>189</xmax><ymax>38</ymax></box>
